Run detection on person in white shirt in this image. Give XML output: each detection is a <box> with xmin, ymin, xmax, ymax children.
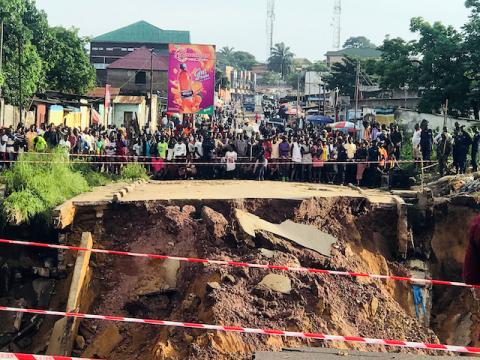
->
<box><xmin>59</xmin><ymin>135</ymin><xmax>72</xmax><ymax>152</ymax></box>
<box><xmin>173</xmin><ymin>138</ymin><xmax>187</xmax><ymax>159</ymax></box>
<box><xmin>291</xmin><ymin>138</ymin><xmax>303</xmax><ymax>182</ymax></box>
<box><xmin>224</xmin><ymin>146</ymin><xmax>238</xmax><ymax>179</ymax></box>
<box><xmin>194</xmin><ymin>136</ymin><xmax>203</xmax><ymax>160</ymax></box>
<box><xmin>412</xmin><ymin>123</ymin><xmax>422</xmax><ymax>161</ymax></box>
<box><xmin>345</xmin><ymin>137</ymin><xmax>357</xmax><ymax>160</ymax></box>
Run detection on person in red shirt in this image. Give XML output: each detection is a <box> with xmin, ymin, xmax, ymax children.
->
<box><xmin>464</xmin><ymin>215</ymin><xmax>480</xmax><ymax>285</ymax></box>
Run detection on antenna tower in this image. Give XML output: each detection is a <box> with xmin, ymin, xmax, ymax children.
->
<box><xmin>267</xmin><ymin>0</ymin><xmax>276</xmax><ymax>58</ymax></box>
<box><xmin>332</xmin><ymin>0</ymin><xmax>342</xmax><ymax>49</ymax></box>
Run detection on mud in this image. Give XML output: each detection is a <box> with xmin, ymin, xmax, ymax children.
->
<box><xmin>60</xmin><ymin>196</ymin><xmax>447</xmax><ymax>360</ymax></box>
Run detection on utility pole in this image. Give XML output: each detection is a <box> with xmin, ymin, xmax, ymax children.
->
<box><xmin>354</xmin><ymin>61</ymin><xmax>360</xmax><ymax>124</ymax></box>
<box><xmin>0</xmin><ymin>20</ymin><xmax>4</xmax><ymax>98</ymax></box>
<box><xmin>296</xmin><ymin>72</ymin><xmax>300</xmax><ymax>118</ymax></box>
<box><xmin>443</xmin><ymin>99</ymin><xmax>449</xmax><ymax>129</ymax></box>
<box><xmin>149</xmin><ymin>49</ymin><xmax>154</xmax><ymax>128</ymax></box>
<box><xmin>322</xmin><ymin>83</ymin><xmax>326</xmax><ymax>116</ymax></box>
<box><xmin>18</xmin><ymin>37</ymin><xmax>23</xmax><ymax>125</ymax></box>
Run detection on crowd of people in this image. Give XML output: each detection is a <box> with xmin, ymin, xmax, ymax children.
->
<box><xmin>0</xmin><ymin>102</ymin><xmax>479</xmax><ymax>188</ymax></box>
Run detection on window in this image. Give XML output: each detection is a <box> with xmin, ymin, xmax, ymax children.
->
<box><xmin>99</xmin><ymin>47</ymin><xmax>104</xmax><ymax>51</ymax></box>
<box><xmin>92</xmin><ymin>47</ymin><xmax>99</xmax><ymax>51</ymax></box>
<box><xmin>128</xmin><ymin>48</ymin><xmax>134</xmax><ymax>52</ymax></box>
<box><xmin>93</xmin><ymin>63</ymin><xmax>107</xmax><ymax>70</ymax></box>
<box><xmin>135</xmin><ymin>71</ymin><xmax>147</xmax><ymax>85</ymax></box>
<box><xmin>106</xmin><ymin>47</ymin><xmax>114</xmax><ymax>51</ymax></box>
<box><xmin>121</xmin><ymin>48</ymin><xmax>128</xmax><ymax>51</ymax></box>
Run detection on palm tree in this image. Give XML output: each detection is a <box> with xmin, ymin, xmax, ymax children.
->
<box><xmin>219</xmin><ymin>46</ymin><xmax>235</xmax><ymax>58</ymax></box>
<box><xmin>218</xmin><ymin>46</ymin><xmax>235</xmax><ymax>66</ymax></box>
<box><xmin>268</xmin><ymin>42</ymin><xmax>294</xmax><ymax>79</ymax></box>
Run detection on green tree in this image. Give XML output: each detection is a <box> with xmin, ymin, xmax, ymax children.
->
<box><xmin>410</xmin><ymin>17</ymin><xmax>470</xmax><ymax>116</ymax></box>
<box><xmin>268</xmin><ymin>42</ymin><xmax>294</xmax><ymax>79</ymax></box>
<box><xmin>325</xmin><ymin>57</ymin><xmax>358</xmax><ymax>97</ymax></box>
<box><xmin>230</xmin><ymin>51</ymin><xmax>257</xmax><ymax>70</ymax></box>
<box><xmin>257</xmin><ymin>71</ymin><xmax>282</xmax><ymax>86</ymax></box>
<box><xmin>0</xmin><ymin>0</ymin><xmax>44</xmax><ymax>105</ymax></box>
<box><xmin>463</xmin><ymin>0</ymin><xmax>480</xmax><ymax>117</ymax></box>
<box><xmin>325</xmin><ymin>56</ymin><xmax>377</xmax><ymax>98</ymax></box>
<box><xmin>286</xmin><ymin>72</ymin><xmax>305</xmax><ymax>91</ymax></box>
<box><xmin>307</xmin><ymin>60</ymin><xmax>329</xmax><ymax>73</ymax></box>
<box><xmin>215</xmin><ymin>69</ymin><xmax>230</xmax><ymax>90</ymax></box>
<box><xmin>376</xmin><ymin>37</ymin><xmax>418</xmax><ymax>90</ymax></box>
<box><xmin>0</xmin><ymin>0</ymin><xmax>95</xmax><ymax>105</ymax></box>
<box><xmin>2</xmin><ymin>41</ymin><xmax>43</xmax><ymax>106</ymax></box>
<box><xmin>216</xmin><ymin>48</ymin><xmax>257</xmax><ymax>70</ymax></box>
<box><xmin>44</xmin><ymin>27</ymin><xmax>95</xmax><ymax>94</ymax></box>
<box><xmin>343</xmin><ymin>36</ymin><xmax>376</xmax><ymax>49</ymax></box>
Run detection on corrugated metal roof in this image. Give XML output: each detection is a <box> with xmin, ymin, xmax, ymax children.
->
<box><xmin>325</xmin><ymin>48</ymin><xmax>382</xmax><ymax>58</ymax></box>
<box><xmin>92</xmin><ymin>20</ymin><xmax>190</xmax><ymax>44</ymax></box>
<box><xmin>108</xmin><ymin>47</ymin><xmax>169</xmax><ymax>71</ymax></box>
<box><xmin>87</xmin><ymin>87</ymin><xmax>121</xmax><ymax>98</ymax></box>
<box><xmin>114</xmin><ymin>96</ymin><xmax>145</xmax><ymax>105</ymax></box>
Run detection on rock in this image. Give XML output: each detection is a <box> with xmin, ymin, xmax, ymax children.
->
<box><xmin>182</xmin><ymin>205</ymin><xmax>196</xmax><ymax>217</ymax></box>
<box><xmin>221</xmin><ymin>274</ymin><xmax>236</xmax><ymax>284</ymax></box>
<box><xmin>258</xmin><ymin>274</ymin><xmax>292</xmax><ymax>294</ymax></box>
<box><xmin>184</xmin><ymin>333</ymin><xmax>194</xmax><ymax>343</ymax></box>
<box><xmin>315</xmin><ymin>298</ymin><xmax>326</xmax><ymax>316</ymax></box>
<box><xmin>75</xmin><ymin>335</ymin><xmax>86</xmax><ymax>350</ymax></box>
<box><xmin>201</xmin><ymin>207</ymin><xmax>228</xmax><ymax>239</ymax></box>
<box><xmin>181</xmin><ymin>293</ymin><xmax>201</xmax><ymax>311</ymax></box>
<box><xmin>206</xmin><ymin>282</ymin><xmax>221</xmax><ymax>291</ymax></box>
<box><xmin>371</xmin><ymin>297</ymin><xmax>379</xmax><ymax>316</ymax></box>
<box><xmin>259</xmin><ymin>248</ymin><xmax>275</xmax><ymax>258</ymax></box>
<box><xmin>82</xmin><ymin>324</ymin><xmax>123</xmax><ymax>358</ymax></box>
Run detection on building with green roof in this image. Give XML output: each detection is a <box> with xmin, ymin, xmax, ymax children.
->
<box><xmin>90</xmin><ymin>20</ymin><xmax>191</xmax><ymax>85</ymax></box>
<box><xmin>325</xmin><ymin>47</ymin><xmax>382</xmax><ymax>67</ymax></box>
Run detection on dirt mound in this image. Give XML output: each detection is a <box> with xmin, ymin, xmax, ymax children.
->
<box><xmin>71</xmin><ymin>198</ymin><xmax>439</xmax><ymax>359</ymax></box>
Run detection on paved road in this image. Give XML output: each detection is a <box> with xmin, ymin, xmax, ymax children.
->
<box><xmin>254</xmin><ymin>348</ymin><xmax>478</xmax><ymax>360</ymax></box>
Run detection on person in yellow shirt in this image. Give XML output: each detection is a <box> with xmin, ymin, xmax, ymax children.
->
<box><xmin>26</xmin><ymin>125</ymin><xmax>37</xmax><ymax>151</ymax></box>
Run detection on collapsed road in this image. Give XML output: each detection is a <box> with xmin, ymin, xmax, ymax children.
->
<box><xmin>0</xmin><ymin>179</ymin><xmax>478</xmax><ymax>359</ymax></box>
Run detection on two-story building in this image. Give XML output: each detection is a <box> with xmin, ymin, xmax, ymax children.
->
<box><xmin>90</xmin><ymin>20</ymin><xmax>190</xmax><ymax>85</ymax></box>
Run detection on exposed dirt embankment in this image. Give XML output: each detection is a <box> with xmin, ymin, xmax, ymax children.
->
<box><xmin>429</xmin><ymin>202</ymin><xmax>480</xmax><ymax>350</ymax></box>
<box><xmin>64</xmin><ymin>196</ymin><xmax>441</xmax><ymax>360</ymax></box>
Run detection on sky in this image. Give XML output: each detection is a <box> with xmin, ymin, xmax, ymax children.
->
<box><xmin>35</xmin><ymin>0</ymin><xmax>471</xmax><ymax>62</ymax></box>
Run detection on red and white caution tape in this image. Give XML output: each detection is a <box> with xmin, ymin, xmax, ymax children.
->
<box><xmin>0</xmin><ymin>239</ymin><xmax>478</xmax><ymax>290</ymax></box>
<box><xmin>0</xmin><ymin>352</ymin><xmax>98</xmax><ymax>360</ymax></box>
<box><xmin>0</xmin><ymin>306</ymin><xmax>478</xmax><ymax>355</ymax></box>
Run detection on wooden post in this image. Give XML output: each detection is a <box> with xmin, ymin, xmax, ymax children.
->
<box><xmin>47</xmin><ymin>233</ymin><xmax>93</xmax><ymax>356</ymax></box>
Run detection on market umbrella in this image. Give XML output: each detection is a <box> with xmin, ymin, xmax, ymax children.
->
<box><xmin>327</xmin><ymin>121</ymin><xmax>357</xmax><ymax>132</ymax></box>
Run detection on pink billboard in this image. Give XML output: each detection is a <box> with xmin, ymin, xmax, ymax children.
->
<box><xmin>168</xmin><ymin>44</ymin><xmax>216</xmax><ymax>114</ymax></box>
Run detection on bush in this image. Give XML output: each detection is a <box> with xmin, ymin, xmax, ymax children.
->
<box><xmin>2</xmin><ymin>150</ymin><xmax>89</xmax><ymax>223</ymax></box>
<box><xmin>3</xmin><ymin>190</ymin><xmax>45</xmax><ymax>225</ymax></box>
<box><xmin>83</xmin><ymin>171</ymin><xmax>114</xmax><ymax>187</ymax></box>
<box><xmin>120</xmin><ymin>163</ymin><xmax>149</xmax><ymax>182</ymax></box>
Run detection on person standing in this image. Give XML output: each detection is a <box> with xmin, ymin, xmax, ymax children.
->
<box><xmin>412</xmin><ymin>124</ymin><xmax>422</xmax><ymax>165</ymax></box>
<box><xmin>224</xmin><ymin>146</ymin><xmax>238</xmax><ymax>179</ymax></box>
<box><xmin>290</xmin><ymin>138</ymin><xmax>303</xmax><ymax>182</ymax></box>
<box><xmin>436</xmin><ymin>131</ymin><xmax>452</xmax><ymax>177</ymax></box>
<box><xmin>454</xmin><ymin>126</ymin><xmax>472</xmax><ymax>174</ymax></box>
<box><xmin>471</xmin><ymin>127</ymin><xmax>479</xmax><ymax>173</ymax></box>
<box><xmin>464</xmin><ymin>215</ymin><xmax>480</xmax><ymax>285</ymax></box>
<box><xmin>420</xmin><ymin>120</ymin><xmax>433</xmax><ymax>161</ymax></box>
<box><xmin>390</xmin><ymin>125</ymin><xmax>403</xmax><ymax>160</ymax></box>
<box><xmin>278</xmin><ymin>137</ymin><xmax>290</xmax><ymax>182</ymax></box>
